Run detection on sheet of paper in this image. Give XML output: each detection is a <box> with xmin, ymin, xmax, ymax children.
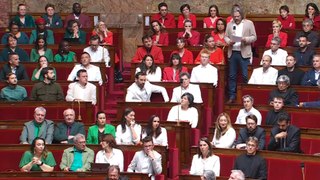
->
<box><xmin>231</xmin><ymin>35</ymin><xmax>242</xmax><ymax>42</ymax></box>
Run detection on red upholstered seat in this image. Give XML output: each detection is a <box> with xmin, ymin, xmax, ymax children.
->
<box><xmin>217</xmin><ymin>154</ymin><xmax>236</xmax><ymax>177</ymax></box>
<box><xmin>291</xmin><ymin>112</ymin><xmax>320</xmax><ymax>129</ymax></box>
<box><xmin>267</xmin><ymin>159</ymin><xmax>303</xmax><ymax>180</ymax></box>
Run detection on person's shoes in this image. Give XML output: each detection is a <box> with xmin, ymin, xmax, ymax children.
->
<box><xmin>226</xmin><ymin>98</ymin><xmax>235</xmax><ymax>104</ymax></box>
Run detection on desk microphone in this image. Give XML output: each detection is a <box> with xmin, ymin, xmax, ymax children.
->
<box><xmin>300</xmin><ymin>162</ymin><xmax>305</xmax><ymax>180</ymax></box>
<box><xmin>233</xmin><ymin>25</ymin><xmax>236</xmax><ymax>31</ymax></box>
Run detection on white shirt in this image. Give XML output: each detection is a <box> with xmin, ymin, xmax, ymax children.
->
<box><xmin>167</xmin><ymin>105</ymin><xmax>198</xmax><ymax>128</ymax></box>
<box><xmin>127</xmin><ymin>150</ymin><xmax>162</xmax><ymax>179</ymax></box>
<box><xmin>65</xmin><ymin>82</ymin><xmax>97</xmax><ymax>105</ymax></box>
<box><xmin>171</xmin><ymin>84</ymin><xmax>203</xmax><ymax>103</ymax></box>
<box><xmin>262</xmin><ymin>49</ymin><xmax>288</xmax><ymax>66</ymax></box>
<box><xmin>67</xmin><ymin>64</ymin><xmax>103</xmax><ymax>85</ymax></box>
<box><xmin>115</xmin><ymin>124</ymin><xmax>142</xmax><ymax>145</ymax></box>
<box><xmin>141</xmin><ymin>127</ymin><xmax>168</xmax><ymax>146</ymax></box>
<box><xmin>135</xmin><ymin>67</ymin><xmax>162</xmax><ymax>82</ymax></box>
<box><xmin>84</xmin><ymin>46</ymin><xmax>110</xmax><ymax>67</ymax></box>
<box><xmin>232</xmin><ymin>20</ymin><xmax>244</xmax><ymax>51</ymax></box>
<box><xmin>125</xmin><ymin>81</ymin><xmax>169</xmax><ymax>102</ymax></box>
<box><xmin>235</xmin><ymin>107</ymin><xmax>262</xmax><ymax>125</ymax></box>
<box><xmin>190</xmin><ymin>64</ymin><xmax>218</xmax><ymax>86</ymax></box>
<box><xmin>248</xmin><ymin>67</ymin><xmax>278</xmax><ymax>85</ymax></box>
<box><xmin>212</xmin><ymin>127</ymin><xmax>236</xmax><ymax>148</ymax></box>
<box><xmin>190</xmin><ymin>154</ymin><xmax>220</xmax><ymax>176</ymax></box>
<box><xmin>95</xmin><ymin>148</ymin><xmax>124</xmax><ymax>171</ymax></box>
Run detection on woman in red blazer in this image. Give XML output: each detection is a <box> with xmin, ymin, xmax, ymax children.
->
<box><xmin>170</xmin><ymin>37</ymin><xmax>194</xmax><ymax>64</ymax></box>
<box><xmin>162</xmin><ymin>53</ymin><xmax>188</xmax><ymax>82</ymax></box>
<box><xmin>149</xmin><ymin>20</ymin><xmax>169</xmax><ymax>46</ymax></box>
<box><xmin>265</xmin><ymin>20</ymin><xmax>288</xmax><ymax>48</ymax></box>
<box><xmin>177</xmin><ymin>4</ymin><xmax>197</xmax><ymax>28</ymax></box>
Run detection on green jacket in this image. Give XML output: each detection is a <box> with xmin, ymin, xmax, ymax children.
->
<box><xmin>59</xmin><ymin>146</ymin><xmax>94</xmax><ymax>171</ymax></box>
<box><xmin>86</xmin><ymin>124</ymin><xmax>116</xmax><ymax>144</ymax></box>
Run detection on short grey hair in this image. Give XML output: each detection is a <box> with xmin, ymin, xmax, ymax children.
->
<box><xmin>230</xmin><ymin>170</ymin><xmax>245</xmax><ymax>180</ymax></box>
<box><xmin>73</xmin><ymin>133</ymin><xmax>85</xmax><ymax>143</ymax></box>
<box><xmin>34</xmin><ymin>107</ymin><xmax>46</xmax><ymax>114</ymax></box>
<box><xmin>277</xmin><ymin>75</ymin><xmax>290</xmax><ymax>85</ymax></box>
<box><xmin>302</xmin><ymin>19</ymin><xmax>314</xmax><ymax>26</ymax></box>
<box><xmin>203</xmin><ymin>170</ymin><xmax>216</xmax><ymax>180</ymax></box>
<box><xmin>242</xmin><ymin>94</ymin><xmax>254</xmax><ymax>103</ymax></box>
<box><xmin>272</xmin><ymin>36</ymin><xmax>281</xmax><ymax>45</ymax></box>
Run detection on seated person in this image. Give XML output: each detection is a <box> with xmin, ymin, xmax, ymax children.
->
<box><xmin>149</xmin><ymin>20</ymin><xmax>169</xmax><ymax>46</ymax></box>
<box><xmin>167</xmin><ymin>93</ymin><xmax>199</xmax><ymax>128</ymax></box>
<box><xmin>87</xmin><ymin>111</ymin><xmax>116</xmax><ymax>144</ymax></box>
<box><xmin>67</xmin><ymin>52</ymin><xmax>103</xmax><ymax>85</ymax></box>
<box><xmin>64</xmin><ymin>3</ymin><xmax>91</xmax><ymax>28</ymax></box>
<box><xmin>53</xmin><ymin>108</ymin><xmax>85</xmax><ymax>144</ymax></box>
<box><xmin>262</xmin><ymin>37</ymin><xmax>288</xmax><ymax>66</ymax></box>
<box><xmin>19</xmin><ymin>137</ymin><xmax>56</xmax><ymax>172</ymax></box>
<box><xmin>235</xmin><ymin>95</ymin><xmax>262</xmax><ymax>125</ymax></box>
<box><xmin>127</xmin><ymin>136</ymin><xmax>162</xmax><ymax>178</ymax></box>
<box><xmin>64</xmin><ymin>20</ymin><xmax>87</xmax><ymax>44</ymax></box>
<box><xmin>277</xmin><ymin>5</ymin><xmax>296</xmax><ymax>30</ymax></box>
<box><xmin>294</xmin><ymin>35</ymin><xmax>315</xmax><ymax>66</ymax></box>
<box><xmin>278</xmin><ymin>55</ymin><xmax>305</xmax><ymax>85</ymax></box>
<box><xmin>0</xmin><ymin>34</ymin><xmax>29</xmax><ymax>62</ymax></box>
<box><xmin>304</xmin><ymin>3</ymin><xmax>320</xmax><ymax>30</ymax></box>
<box><xmin>248</xmin><ymin>55</ymin><xmax>278</xmax><ymax>85</ymax></box>
<box><xmin>293</xmin><ymin>19</ymin><xmax>319</xmax><ymax>48</ymax></box>
<box><xmin>125</xmin><ymin>72</ymin><xmax>169</xmax><ymax>102</ymax></box>
<box><xmin>92</xmin><ymin>20</ymin><xmax>113</xmax><ymax>45</ymax></box>
<box><xmin>235</xmin><ymin>115</ymin><xmax>266</xmax><ymax>150</ymax></box>
<box><xmin>41</xmin><ymin>3</ymin><xmax>63</xmax><ymax>28</ymax></box>
<box><xmin>11</xmin><ymin>3</ymin><xmax>35</xmax><ymax>28</ymax></box>
<box><xmin>194</xmin><ymin>34</ymin><xmax>224</xmax><ymax>64</ymax></box>
<box><xmin>170</xmin><ymin>37</ymin><xmax>194</xmax><ymax>64</ymax></box>
<box><xmin>20</xmin><ymin>107</ymin><xmax>54</xmax><ymax>144</ymax></box>
<box><xmin>1</xmin><ymin>21</ymin><xmax>29</xmax><ymax>44</ymax></box>
<box><xmin>31</xmin><ymin>56</ymin><xmax>56</xmax><ymax>82</ymax></box>
<box><xmin>29</xmin><ymin>18</ymin><xmax>54</xmax><ymax>45</ymax></box>
<box><xmin>0</xmin><ymin>73</ymin><xmax>27</xmax><ymax>101</ymax></box>
<box><xmin>190</xmin><ymin>50</ymin><xmax>218</xmax><ymax>86</ymax></box>
<box><xmin>211</xmin><ymin>113</ymin><xmax>236</xmax><ymax>148</ymax></box>
<box><xmin>142</xmin><ymin>115</ymin><xmax>168</xmax><ymax>146</ymax></box>
<box><xmin>115</xmin><ymin>108</ymin><xmax>142</xmax><ymax>145</ymax></box>
<box><xmin>151</xmin><ymin>2</ymin><xmax>176</xmax><ymax>28</ymax></box>
<box><xmin>266</xmin><ymin>96</ymin><xmax>288</xmax><ymax>125</ymax></box>
<box><xmin>135</xmin><ymin>55</ymin><xmax>162</xmax><ymax>82</ymax></box>
<box><xmin>203</xmin><ymin>5</ymin><xmax>221</xmax><ymax>28</ymax></box>
<box><xmin>132</xmin><ymin>34</ymin><xmax>164</xmax><ymax>63</ymax></box>
<box><xmin>211</xmin><ymin>18</ymin><xmax>227</xmax><ymax>47</ymax></box>
<box><xmin>60</xmin><ymin>134</ymin><xmax>94</xmax><ymax>171</ymax></box>
<box><xmin>54</xmin><ymin>40</ymin><xmax>77</xmax><ymax>62</ymax></box>
<box><xmin>267</xmin><ymin>113</ymin><xmax>302</xmax><ymax>153</ymax></box>
<box><xmin>107</xmin><ymin>165</ymin><xmax>128</xmax><ymax>180</ymax></box>
<box><xmin>162</xmin><ymin>53</ymin><xmax>188</xmax><ymax>82</ymax></box>
<box><xmin>269</xmin><ymin>75</ymin><xmax>298</xmax><ymax>106</ymax></box>
<box><xmin>84</xmin><ymin>35</ymin><xmax>110</xmax><ymax>66</ymax></box>
<box><xmin>190</xmin><ymin>137</ymin><xmax>220</xmax><ymax>176</ymax></box>
<box><xmin>66</xmin><ymin>69</ymin><xmax>97</xmax><ymax>105</ymax></box>
<box><xmin>229</xmin><ymin>170</ymin><xmax>245</xmax><ymax>180</ymax></box>
<box><xmin>30</xmin><ymin>67</ymin><xmax>64</xmax><ymax>101</ymax></box>
<box><xmin>265</xmin><ymin>20</ymin><xmax>288</xmax><ymax>48</ymax></box>
<box><xmin>177</xmin><ymin>20</ymin><xmax>200</xmax><ymax>46</ymax></box>
<box><xmin>177</xmin><ymin>4</ymin><xmax>197</xmax><ymax>28</ymax></box>
<box><xmin>171</xmin><ymin>72</ymin><xmax>203</xmax><ymax>103</ymax></box>
<box><xmin>95</xmin><ymin>134</ymin><xmax>124</xmax><ymax>171</ymax></box>
<box><xmin>0</xmin><ymin>52</ymin><xmax>29</xmax><ymax>81</ymax></box>
<box><xmin>30</xmin><ymin>36</ymin><xmax>54</xmax><ymax>62</ymax></box>
<box><xmin>301</xmin><ymin>55</ymin><xmax>320</xmax><ymax>86</ymax></box>
<box><xmin>234</xmin><ymin>137</ymin><xmax>267</xmax><ymax>179</ymax></box>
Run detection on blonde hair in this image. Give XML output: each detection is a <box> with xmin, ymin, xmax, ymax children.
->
<box><xmin>272</xmin><ymin>20</ymin><xmax>282</xmax><ymax>28</ymax></box>
<box><xmin>94</xmin><ymin>20</ymin><xmax>110</xmax><ymax>33</ymax></box>
<box><xmin>214</xmin><ymin>112</ymin><xmax>232</xmax><ymax>140</ymax></box>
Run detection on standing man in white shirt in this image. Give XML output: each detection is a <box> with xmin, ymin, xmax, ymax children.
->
<box><xmin>235</xmin><ymin>95</ymin><xmax>262</xmax><ymax>125</ymax></box>
<box><xmin>248</xmin><ymin>55</ymin><xmax>278</xmax><ymax>85</ymax></box>
<box><xmin>127</xmin><ymin>136</ymin><xmax>162</xmax><ymax>179</ymax></box>
<box><xmin>262</xmin><ymin>37</ymin><xmax>288</xmax><ymax>66</ymax></box>
<box><xmin>84</xmin><ymin>35</ymin><xmax>110</xmax><ymax>67</ymax></box>
<box><xmin>171</xmin><ymin>72</ymin><xmax>203</xmax><ymax>103</ymax></box>
<box><xmin>190</xmin><ymin>50</ymin><xmax>218</xmax><ymax>86</ymax></box>
<box><xmin>125</xmin><ymin>72</ymin><xmax>169</xmax><ymax>102</ymax></box>
<box><xmin>66</xmin><ymin>69</ymin><xmax>97</xmax><ymax>105</ymax></box>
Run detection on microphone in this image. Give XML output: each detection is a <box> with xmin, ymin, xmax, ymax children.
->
<box><xmin>300</xmin><ymin>162</ymin><xmax>305</xmax><ymax>180</ymax></box>
<box><xmin>233</xmin><ymin>25</ymin><xmax>236</xmax><ymax>31</ymax></box>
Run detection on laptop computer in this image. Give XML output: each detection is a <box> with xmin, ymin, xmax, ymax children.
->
<box><xmin>91</xmin><ymin>163</ymin><xmax>110</xmax><ymax>172</ymax></box>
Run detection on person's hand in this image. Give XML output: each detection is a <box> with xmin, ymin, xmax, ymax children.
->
<box><xmin>60</xmin><ymin>140</ymin><xmax>68</xmax><ymax>144</ymax></box>
<box><xmin>68</xmin><ymin>135</ymin><xmax>74</xmax><ymax>140</ymax></box>
<box><xmin>63</xmin><ymin>167</ymin><xmax>70</xmax><ymax>171</ymax></box>
<box><xmin>299</xmin><ymin>102</ymin><xmax>304</xmax><ymax>107</ymax></box>
<box><xmin>229</xmin><ymin>40</ymin><xmax>235</xmax><ymax>46</ymax></box>
<box><xmin>41</xmin><ymin>63</ymin><xmax>48</xmax><ymax>68</ymax></box>
<box><xmin>130</xmin><ymin>120</ymin><xmax>135</xmax><ymax>127</ymax></box>
<box><xmin>147</xmin><ymin>150</ymin><xmax>155</xmax><ymax>160</ymax></box>
<box><xmin>236</xmin><ymin>144</ymin><xmax>246</xmax><ymax>149</ymax></box>
<box><xmin>273</xmin><ymin>30</ymin><xmax>279</xmax><ymax>37</ymax></box>
<box><xmin>275</xmin><ymin>131</ymin><xmax>287</xmax><ymax>139</ymax></box>
<box><xmin>32</xmin><ymin>157</ymin><xmax>39</xmax><ymax>165</ymax></box>
<box><xmin>241</xmin><ymin>37</ymin><xmax>247</xmax><ymax>43</ymax></box>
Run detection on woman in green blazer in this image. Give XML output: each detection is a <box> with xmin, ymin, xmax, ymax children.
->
<box><xmin>87</xmin><ymin>111</ymin><xmax>116</xmax><ymax>144</ymax></box>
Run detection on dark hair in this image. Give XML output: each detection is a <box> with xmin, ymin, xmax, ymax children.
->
<box><xmin>305</xmin><ymin>3</ymin><xmax>320</xmax><ymax>17</ymax></box>
<box><xmin>208</xmin><ymin>5</ymin><xmax>220</xmax><ymax>17</ymax></box>
<box><xmin>245</xmin><ymin>114</ymin><xmax>258</xmax><ymax>124</ymax></box>
<box><xmin>6</xmin><ymin>72</ymin><xmax>15</xmax><ymax>81</ymax></box>
<box><xmin>203</xmin><ymin>34</ymin><xmax>215</xmax><ymax>48</ymax></box>
<box><xmin>9</xmin><ymin>21</ymin><xmax>21</xmax><ymax>32</ymax></box>
<box><xmin>8</xmin><ymin>52</ymin><xmax>19</xmax><ymax>60</ymax></box>
<box><xmin>120</xmin><ymin>108</ymin><xmax>134</xmax><ymax>133</ymax></box>
<box><xmin>179</xmin><ymin>72</ymin><xmax>191</xmax><ymax>79</ymax></box>
<box><xmin>135</xmin><ymin>71</ymin><xmax>147</xmax><ymax>79</ymax></box>
<box><xmin>6</xmin><ymin>34</ymin><xmax>17</xmax><ymax>48</ymax></box>
<box><xmin>17</xmin><ymin>3</ymin><xmax>26</xmax><ymax>11</ymax></box>
<box><xmin>169</xmin><ymin>53</ymin><xmax>183</xmax><ymax>71</ymax></box>
<box><xmin>141</xmin><ymin>34</ymin><xmax>152</xmax><ymax>42</ymax></box>
<box><xmin>298</xmin><ymin>34</ymin><xmax>309</xmax><ymax>41</ymax></box>
<box><xmin>57</xmin><ymin>40</ymin><xmax>69</xmax><ymax>62</ymax></box>
<box><xmin>81</xmin><ymin>52</ymin><xmax>91</xmax><ymax>58</ymax></box>
<box><xmin>90</xmin><ymin>35</ymin><xmax>100</xmax><ymax>42</ymax></box>
<box><xmin>30</xmin><ymin>137</ymin><xmax>48</xmax><ymax>158</ymax></box>
<box><xmin>176</xmin><ymin>37</ymin><xmax>185</xmax><ymax>44</ymax></box>
<box><xmin>107</xmin><ymin>165</ymin><xmax>120</xmax><ymax>179</ymax></box>
<box><xmin>76</xmin><ymin>69</ymin><xmax>87</xmax><ymax>77</ymax></box>
<box><xmin>96</xmin><ymin>111</ymin><xmax>106</xmax><ymax>119</ymax></box>
<box><xmin>45</xmin><ymin>3</ymin><xmax>55</xmax><ymax>11</ymax></box>
<box><xmin>214</xmin><ymin>18</ymin><xmax>226</xmax><ymax>34</ymax></box>
<box><xmin>41</xmin><ymin>67</ymin><xmax>54</xmax><ymax>78</ymax></box>
<box><xmin>273</xmin><ymin>96</ymin><xmax>284</xmax><ymax>102</ymax></box>
<box><xmin>184</xmin><ymin>19</ymin><xmax>193</xmax><ymax>26</ymax></box>
<box><xmin>34</xmin><ymin>35</ymin><xmax>47</xmax><ymax>51</ymax></box>
<box><xmin>149</xmin><ymin>20</ymin><xmax>166</xmax><ymax>35</ymax></box>
<box><xmin>158</xmin><ymin>2</ymin><xmax>168</xmax><ymax>11</ymax></box>
<box><xmin>101</xmin><ymin>134</ymin><xmax>117</xmax><ymax>148</ymax></box>
<box><xmin>277</xmin><ymin>112</ymin><xmax>291</xmax><ymax>123</ymax></box>
<box><xmin>181</xmin><ymin>92</ymin><xmax>194</xmax><ymax>108</ymax></box>
<box><xmin>180</xmin><ymin>4</ymin><xmax>190</xmax><ymax>13</ymax></box>
<box><xmin>138</xmin><ymin>55</ymin><xmax>157</xmax><ymax>74</ymax></box>
<box><xmin>279</xmin><ymin>5</ymin><xmax>289</xmax><ymax>13</ymax></box>
<box><xmin>197</xmin><ymin>137</ymin><xmax>212</xmax><ymax>158</ymax></box>
<box><xmin>37</xmin><ymin>55</ymin><xmax>48</xmax><ymax>68</ymax></box>
<box><xmin>143</xmin><ymin>115</ymin><xmax>162</xmax><ymax>138</ymax></box>
<box><xmin>142</xmin><ymin>136</ymin><xmax>153</xmax><ymax>144</ymax></box>
<box><xmin>72</xmin><ymin>2</ymin><xmax>81</xmax><ymax>10</ymax></box>
<box><xmin>66</xmin><ymin>19</ymin><xmax>80</xmax><ymax>33</ymax></box>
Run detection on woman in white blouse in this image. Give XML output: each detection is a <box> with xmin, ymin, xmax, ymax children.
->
<box><xmin>212</xmin><ymin>112</ymin><xmax>236</xmax><ymax>148</ymax></box>
<box><xmin>142</xmin><ymin>115</ymin><xmax>168</xmax><ymax>146</ymax></box>
<box><xmin>190</xmin><ymin>137</ymin><xmax>220</xmax><ymax>176</ymax></box>
<box><xmin>116</xmin><ymin>108</ymin><xmax>142</xmax><ymax>145</ymax></box>
<box><xmin>135</xmin><ymin>54</ymin><xmax>162</xmax><ymax>82</ymax></box>
<box><xmin>167</xmin><ymin>92</ymin><xmax>198</xmax><ymax>128</ymax></box>
<box><xmin>95</xmin><ymin>134</ymin><xmax>124</xmax><ymax>171</ymax></box>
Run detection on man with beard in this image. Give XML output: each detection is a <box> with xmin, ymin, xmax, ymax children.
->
<box><xmin>278</xmin><ymin>55</ymin><xmax>305</xmax><ymax>85</ymax></box>
<box><xmin>132</xmin><ymin>34</ymin><xmax>164</xmax><ymax>63</ymax></box>
<box><xmin>64</xmin><ymin>3</ymin><xmax>91</xmax><ymax>28</ymax></box>
<box><xmin>235</xmin><ymin>114</ymin><xmax>266</xmax><ymax>150</ymax></box>
<box><xmin>125</xmin><ymin>72</ymin><xmax>169</xmax><ymax>102</ymax></box>
<box><xmin>293</xmin><ymin>19</ymin><xmax>319</xmax><ymax>48</ymax></box>
<box><xmin>294</xmin><ymin>35</ymin><xmax>315</xmax><ymax>66</ymax></box>
<box><xmin>0</xmin><ymin>52</ymin><xmax>29</xmax><ymax>80</ymax></box>
<box><xmin>151</xmin><ymin>2</ymin><xmax>176</xmax><ymax>28</ymax></box>
<box><xmin>30</xmin><ymin>67</ymin><xmax>64</xmax><ymax>101</ymax></box>
<box><xmin>0</xmin><ymin>73</ymin><xmax>27</xmax><ymax>101</ymax></box>
<box><xmin>248</xmin><ymin>55</ymin><xmax>278</xmax><ymax>85</ymax></box>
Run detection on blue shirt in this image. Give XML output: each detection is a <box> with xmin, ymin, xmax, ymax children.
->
<box><xmin>70</xmin><ymin>148</ymin><xmax>83</xmax><ymax>171</ymax></box>
<box><xmin>0</xmin><ymin>85</ymin><xmax>27</xmax><ymax>101</ymax></box>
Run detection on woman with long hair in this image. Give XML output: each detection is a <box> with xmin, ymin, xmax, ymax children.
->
<box><xmin>53</xmin><ymin>40</ymin><xmax>77</xmax><ymax>62</ymax></box>
<box><xmin>64</xmin><ymin>20</ymin><xmax>87</xmax><ymax>44</ymax></box>
<box><xmin>194</xmin><ymin>34</ymin><xmax>224</xmax><ymax>64</ymax></box>
<box><xmin>19</xmin><ymin>137</ymin><xmax>56</xmax><ymax>172</ymax></box>
<box><xmin>135</xmin><ymin>55</ymin><xmax>162</xmax><ymax>82</ymax></box>
<box><xmin>92</xmin><ymin>20</ymin><xmax>113</xmax><ymax>45</ymax></box>
<box><xmin>203</xmin><ymin>5</ymin><xmax>221</xmax><ymax>28</ymax></box>
<box><xmin>211</xmin><ymin>18</ymin><xmax>227</xmax><ymax>47</ymax></box>
<box><xmin>1</xmin><ymin>21</ymin><xmax>29</xmax><ymax>44</ymax></box>
<box><xmin>162</xmin><ymin>53</ymin><xmax>188</xmax><ymax>82</ymax></box>
<box><xmin>170</xmin><ymin>37</ymin><xmax>194</xmax><ymax>64</ymax></box>
<box><xmin>211</xmin><ymin>113</ymin><xmax>236</xmax><ymax>148</ymax></box>
<box><xmin>304</xmin><ymin>3</ymin><xmax>320</xmax><ymax>30</ymax></box>
<box><xmin>30</xmin><ymin>36</ymin><xmax>53</xmax><ymax>62</ymax></box>
<box><xmin>142</xmin><ymin>115</ymin><xmax>168</xmax><ymax>146</ymax></box>
<box><xmin>149</xmin><ymin>20</ymin><xmax>168</xmax><ymax>46</ymax></box>
<box><xmin>29</xmin><ymin>17</ymin><xmax>54</xmax><ymax>45</ymax></box>
<box><xmin>31</xmin><ymin>56</ymin><xmax>56</xmax><ymax>81</ymax></box>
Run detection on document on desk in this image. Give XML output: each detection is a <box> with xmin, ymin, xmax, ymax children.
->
<box><xmin>231</xmin><ymin>35</ymin><xmax>242</xmax><ymax>42</ymax></box>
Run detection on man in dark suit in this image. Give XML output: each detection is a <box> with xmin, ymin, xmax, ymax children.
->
<box><xmin>235</xmin><ymin>114</ymin><xmax>266</xmax><ymax>150</ymax></box>
<box><xmin>53</xmin><ymin>108</ymin><xmax>85</xmax><ymax>144</ymax></box>
<box><xmin>0</xmin><ymin>52</ymin><xmax>28</xmax><ymax>81</ymax></box>
<box><xmin>301</xmin><ymin>55</ymin><xmax>320</xmax><ymax>86</ymax></box>
<box><xmin>268</xmin><ymin>113</ymin><xmax>302</xmax><ymax>153</ymax></box>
